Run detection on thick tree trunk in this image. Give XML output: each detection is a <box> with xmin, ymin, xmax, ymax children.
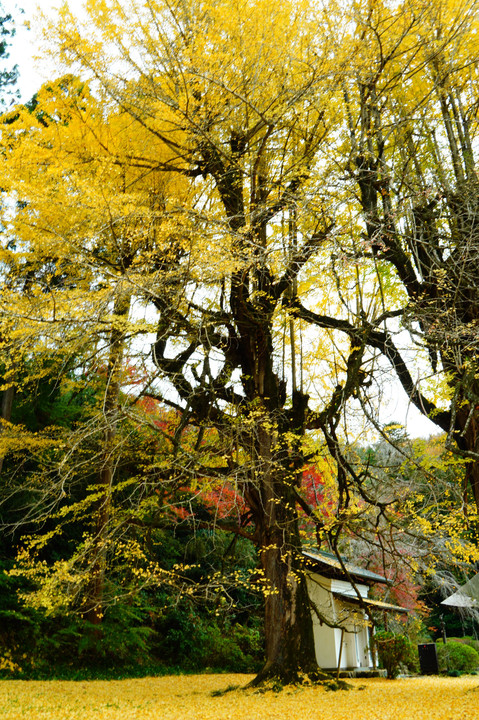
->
<box><xmin>247</xmin><ymin>410</ymin><xmax>326</xmax><ymax>685</ymax></box>
<box><xmin>253</xmin><ymin>538</ymin><xmax>322</xmax><ymax>684</ymax></box>
<box><xmin>0</xmin><ymin>384</ymin><xmax>14</xmax><ymax>475</ymax></box>
<box><xmin>456</xmin><ymin>406</ymin><xmax>479</xmax><ymax>511</ymax></box>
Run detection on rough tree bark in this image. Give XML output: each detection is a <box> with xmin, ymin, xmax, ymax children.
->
<box><xmin>0</xmin><ymin>383</ymin><xmax>14</xmax><ymax>476</ymax></box>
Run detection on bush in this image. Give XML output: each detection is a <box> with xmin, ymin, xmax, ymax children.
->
<box><xmin>375</xmin><ymin>631</ymin><xmax>419</xmax><ymax>679</ymax></box>
<box><xmin>446</xmin><ymin>637</ymin><xmax>479</xmax><ymax>654</ymax></box>
<box><xmin>437</xmin><ymin>641</ymin><xmax>479</xmax><ymax>673</ymax></box>
<box><xmin>153</xmin><ymin>605</ymin><xmax>263</xmax><ymax>673</ymax></box>
<box><xmin>154</xmin><ymin>603</ymin><xmax>263</xmax><ymax>672</ymax></box>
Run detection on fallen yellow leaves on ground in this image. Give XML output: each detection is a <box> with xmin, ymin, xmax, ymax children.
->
<box><xmin>1</xmin><ymin>674</ymin><xmax>478</xmax><ymax>720</ymax></box>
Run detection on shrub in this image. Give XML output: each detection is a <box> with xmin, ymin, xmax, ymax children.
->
<box><xmin>153</xmin><ymin>604</ymin><xmax>263</xmax><ymax>673</ymax></box>
<box><xmin>437</xmin><ymin>641</ymin><xmax>479</xmax><ymax>673</ymax></box>
<box><xmin>446</xmin><ymin>637</ymin><xmax>479</xmax><ymax>654</ymax></box>
<box><xmin>375</xmin><ymin>631</ymin><xmax>418</xmax><ymax>678</ymax></box>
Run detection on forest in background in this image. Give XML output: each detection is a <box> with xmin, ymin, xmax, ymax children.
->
<box><xmin>1</xmin><ymin>0</ymin><xmax>479</xmax><ymax>683</ymax></box>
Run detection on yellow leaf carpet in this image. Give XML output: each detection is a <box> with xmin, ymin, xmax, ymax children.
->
<box><xmin>1</xmin><ymin>674</ymin><xmax>478</xmax><ymax>720</ymax></box>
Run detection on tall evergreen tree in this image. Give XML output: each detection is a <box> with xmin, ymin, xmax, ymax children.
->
<box><xmin>0</xmin><ymin>3</ymin><xmax>18</xmax><ymax>109</ymax></box>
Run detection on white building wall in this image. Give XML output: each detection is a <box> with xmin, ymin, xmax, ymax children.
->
<box><xmin>307</xmin><ymin>572</ymin><xmax>372</xmax><ymax>670</ymax></box>
<box><xmin>307</xmin><ymin>574</ymin><xmax>338</xmax><ymax>669</ymax></box>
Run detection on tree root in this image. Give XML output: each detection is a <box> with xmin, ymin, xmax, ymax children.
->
<box><xmin>245</xmin><ymin>666</ymin><xmax>351</xmax><ymax>692</ymax></box>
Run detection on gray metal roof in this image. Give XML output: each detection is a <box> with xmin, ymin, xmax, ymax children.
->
<box><xmin>333</xmin><ymin>590</ymin><xmax>409</xmax><ymax>613</ymax></box>
<box><xmin>303</xmin><ymin>550</ymin><xmax>388</xmax><ymax>585</ymax></box>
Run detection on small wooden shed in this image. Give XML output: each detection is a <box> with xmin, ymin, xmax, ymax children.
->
<box><xmin>304</xmin><ymin>550</ymin><xmax>407</xmax><ymax>672</ymax></box>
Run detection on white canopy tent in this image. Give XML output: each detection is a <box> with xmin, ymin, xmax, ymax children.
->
<box><xmin>441</xmin><ymin>573</ymin><xmax>479</xmax><ymax>608</ymax></box>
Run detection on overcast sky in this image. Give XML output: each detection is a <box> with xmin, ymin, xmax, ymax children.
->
<box><xmin>8</xmin><ymin>0</ymin><xmax>60</xmax><ymax>102</ymax></box>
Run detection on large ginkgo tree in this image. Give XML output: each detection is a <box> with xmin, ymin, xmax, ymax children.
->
<box><xmin>3</xmin><ymin>0</ymin><xmax>479</xmax><ymax>685</ymax></box>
